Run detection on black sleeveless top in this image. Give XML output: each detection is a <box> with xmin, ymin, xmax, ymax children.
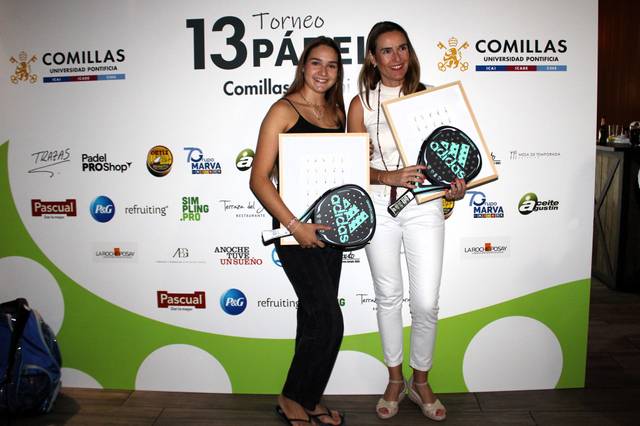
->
<box><xmin>282</xmin><ymin>98</ymin><xmax>345</xmax><ymax>133</ymax></box>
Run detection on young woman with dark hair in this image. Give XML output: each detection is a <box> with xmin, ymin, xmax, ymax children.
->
<box><xmin>250</xmin><ymin>36</ymin><xmax>347</xmax><ymax>426</ymax></box>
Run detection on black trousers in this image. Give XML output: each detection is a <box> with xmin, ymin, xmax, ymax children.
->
<box><xmin>276</xmin><ymin>243</ymin><xmax>344</xmax><ymax>410</ymax></box>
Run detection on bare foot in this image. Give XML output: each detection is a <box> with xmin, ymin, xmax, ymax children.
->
<box><xmin>306</xmin><ymin>404</ymin><xmax>344</xmax><ymax>425</ymax></box>
<box><xmin>277</xmin><ymin>395</ymin><xmax>314</xmax><ymax>426</ymax></box>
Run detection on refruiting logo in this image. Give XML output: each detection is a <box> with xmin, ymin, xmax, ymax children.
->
<box><xmin>10</xmin><ymin>51</ymin><xmax>38</xmax><ymax>84</ymax></box>
<box><xmin>220</xmin><ymin>288</ymin><xmax>247</xmax><ymax>315</ymax></box>
<box><xmin>436</xmin><ymin>37</ymin><xmax>470</xmax><ymax>72</ymax></box>
<box><xmin>235</xmin><ymin>148</ymin><xmax>255</xmax><ymax>171</ymax></box>
<box><xmin>147</xmin><ymin>145</ymin><xmax>173</xmax><ymax>177</ymax></box>
<box><xmin>90</xmin><ymin>196</ymin><xmax>115</xmax><ymax>222</ymax></box>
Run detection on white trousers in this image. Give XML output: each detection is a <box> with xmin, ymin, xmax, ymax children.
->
<box><xmin>365</xmin><ymin>192</ymin><xmax>445</xmax><ymax>371</ymax></box>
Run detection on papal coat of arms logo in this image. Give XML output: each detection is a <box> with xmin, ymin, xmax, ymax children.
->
<box><xmin>437</xmin><ymin>37</ymin><xmax>469</xmax><ymax>72</ymax></box>
<box><xmin>10</xmin><ymin>51</ymin><xmax>38</xmax><ymax>84</ymax></box>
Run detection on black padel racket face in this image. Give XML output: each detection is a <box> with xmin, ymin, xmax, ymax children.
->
<box><xmin>314</xmin><ymin>184</ymin><xmax>376</xmax><ymax>248</ymax></box>
<box><xmin>387</xmin><ymin>126</ymin><xmax>483</xmax><ymax>217</ymax></box>
<box><xmin>415</xmin><ymin>125</ymin><xmax>482</xmax><ymax>194</ymax></box>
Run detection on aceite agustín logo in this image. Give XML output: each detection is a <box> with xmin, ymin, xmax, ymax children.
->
<box><xmin>90</xmin><ymin>195</ymin><xmax>115</xmax><ymax>222</ymax></box>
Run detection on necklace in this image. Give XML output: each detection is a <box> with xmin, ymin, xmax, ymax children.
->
<box><xmin>300</xmin><ymin>91</ymin><xmax>325</xmax><ymax>120</ymax></box>
<box><xmin>376</xmin><ymin>83</ymin><xmax>402</xmax><ymax>204</ymax></box>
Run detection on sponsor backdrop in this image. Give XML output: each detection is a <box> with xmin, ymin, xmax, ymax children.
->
<box><xmin>0</xmin><ymin>0</ymin><xmax>596</xmax><ymax>393</ymax></box>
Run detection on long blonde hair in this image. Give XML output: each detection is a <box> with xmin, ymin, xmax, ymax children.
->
<box><xmin>358</xmin><ymin>21</ymin><xmax>424</xmax><ymax>110</ymax></box>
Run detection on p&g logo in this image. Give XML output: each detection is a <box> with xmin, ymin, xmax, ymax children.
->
<box><xmin>90</xmin><ymin>195</ymin><xmax>115</xmax><ymax>223</ymax></box>
<box><xmin>220</xmin><ymin>288</ymin><xmax>247</xmax><ymax>315</ymax></box>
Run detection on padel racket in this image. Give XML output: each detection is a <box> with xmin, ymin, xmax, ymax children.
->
<box><xmin>387</xmin><ymin>126</ymin><xmax>482</xmax><ymax>217</ymax></box>
<box><xmin>262</xmin><ymin>184</ymin><xmax>376</xmax><ymax>249</ymax></box>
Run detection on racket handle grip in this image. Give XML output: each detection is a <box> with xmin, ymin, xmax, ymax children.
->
<box><xmin>261</xmin><ymin>227</ymin><xmax>292</xmax><ymax>245</ymax></box>
<box><xmin>387</xmin><ymin>191</ymin><xmax>414</xmax><ymax>217</ymax></box>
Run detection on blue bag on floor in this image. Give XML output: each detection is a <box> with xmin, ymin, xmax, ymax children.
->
<box><xmin>0</xmin><ymin>298</ymin><xmax>62</xmax><ymax>414</ymax></box>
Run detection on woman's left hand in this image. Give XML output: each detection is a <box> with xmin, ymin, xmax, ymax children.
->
<box><xmin>444</xmin><ymin>178</ymin><xmax>467</xmax><ymax>201</ymax></box>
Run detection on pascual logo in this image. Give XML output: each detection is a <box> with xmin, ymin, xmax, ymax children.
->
<box><xmin>10</xmin><ymin>51</ymin><xmax>38</xmax><ymax>84</ymax></box>
<box><xmin>509</xmin><ymin>150</ymin><xmax>560</xmax><ymax>160</ymax></box>
<box><xmin>41</xmin><ymin>49</ymin><xmax>126</xmax><ymax>83</ymax></box>
<box><xmin>28</xmin><ymin>149</ymin><xmax>70</xmax><ymax>177</ymax></box>
<box><xmin>468</xmin><ymin>191</ymin><xmax>504</xmax><ymax>219</ymax></box>
<box><xmin>81</xmin><ymin>153</ymin><xmax>131</xmax><ymax>173</ymax></box>
<box><xmin>146</xmin><ymin>145</ymin><xmax>173</xmax><ymax>177</ymax></box>
<box><xmin>436</xmin><ymin>37</ymin><xmax>470</xmax><ymax>72</ymax></box>
<box><xmin>93</xmin><ymin>243</ymin><xmax>137</xmax><ymax>262</ymax></box>
<box><xmin>157</xmin><ymin>291</ymin><xmax>206</xmax><ymax>310</ymax></box>
<box><xmin>220</xmin><ymin>288</ymin><xmax>247</xmax><ymax>315</ymax></box>
<box><xmin>31</xmin><ymin>199</ymin><xmax>76</xmax><ymax>218</ymax></box>
<box><xmin>218</xmin><ymin>199</ymin><xmax>265</xmax><ymax>218</ymax></box>
<box><xmin>90</xmin><ymin>196</ymin><xmax>115</xmax><ymax>223</ymax></box>
<box><xmin>184</xmin><ymin>147</ymin><xmax>221</xmax><ymax>175</ymax></box>
<box><xmin>235</xmin><ymin>148</ymin><xmax>255</xmax><ymax>171</ymax></box>
<box><xmin>461</xmin><ymin>238</ymin><xmax>510</xmax><ymax>258</ymax></box>
<box><xmin>124</xmin><ymin>203</ymin><xmax>168</xmax><ymax>216</ymax></box>
<box><xmin>181</xmin><ymin>196</ymin><xmax>209</xmax><ymax>221</ymax></box>
<box><xmin>214</xmin><ymin>246</ymin><xmax>263</xmax><ymax>266</ymax></box>
<box><xmin>155</xmin><ymin>247</ymin><xmax>206</xmax><ymax>264</ymax></box>
<box><xmin>518</xmin><ymin>192</ymin><xmax>559</xmax><ymax>215</ymax></box>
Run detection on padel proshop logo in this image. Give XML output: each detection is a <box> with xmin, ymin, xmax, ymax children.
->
<box><xmin>184</xmin><ymin>147</ymin><xmax>222</xmax><ymax>175</ymax></box>
<box><xmin>461</xmin><ymin>238</ymin><xmax>510</xmax><ymax>258</ymax></box>
<box><xmin>235</xmin><ymin>148</ymin><xmax>255</xmax><ymax>171</ymax></box>
<box><xmin>31</xmin><ymin>199</ymin><xmax>76</xmax><ymax>218</ymax></box>
<box><xmin>214</xmin><ymin>246</ymin><xmax>263</xmax><ymax>266</ymax></box>
<box><xmin>157</xmin><ymin>291</ymin><xmax>206</xmax><ymax>310</ymax></box>
<box><xmin>468</xmin><ymin>191</ymin><xmax>504</xmax><ymax>219</ymax></box>
<box><xmin>220</xmin><ymin>288</ymin><xmax>247</xmax><ymax>315</ymax></box>
<box><xmin>81</xmin><ymin>153</ymin><xmax>131</xmax><ymax>173</ymax></box>
<box><xmin>90</xmin><ymin>195</ymin><xmax>115</xmax><ymax>223</ymax></box>
<box><xmin>518</xmin><ymin>192</ymin><xmax>559</xmax><ymax>215</ymax></box>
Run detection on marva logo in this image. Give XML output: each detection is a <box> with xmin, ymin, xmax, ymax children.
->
<box><xmin>437</xmin><ymin>37</ymin><xmax>470</xmax><ymax>72</ymax></box>
<box><xmin>10</xmin><ymin>51</ymin><xmax>38</xmax><ymax>84</ymax></box>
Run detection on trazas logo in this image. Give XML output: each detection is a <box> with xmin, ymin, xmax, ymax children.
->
<box><xmin>437</xmin><ymin>37</ymin><xmax>469</xmax><ymax>72</ymax></box>
<box><xmin>10</xmin><ymin>51</ymin><xmax>38</xmax><ymax>84</ymax></box>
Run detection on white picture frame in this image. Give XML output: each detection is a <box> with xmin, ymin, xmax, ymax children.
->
<box><xmin>278</xmin><ymin>133</ymin><xmax>370</xmax><ymax>245</ymax></box>
<box><xmin>382</xmin><ymin>81</ymin><xmax>498</xmax><ymax>203</ymax></box>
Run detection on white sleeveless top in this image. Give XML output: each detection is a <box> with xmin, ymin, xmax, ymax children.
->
<box><xmin>358</xmin><ymin>83</ymin><xmax>404</xmax><ymax>199</ymax></box>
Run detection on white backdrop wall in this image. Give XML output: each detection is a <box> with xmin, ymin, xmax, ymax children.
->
<box><xmin>0</xmin><ymin>0</ymin><xmax>596</xmax><ymax>393</ymax></box>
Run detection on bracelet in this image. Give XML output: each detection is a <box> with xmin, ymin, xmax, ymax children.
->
<box><xmin>285</xmin><ymin>217</ymin><xmax>299</xmax><ymax>232</ymax></box>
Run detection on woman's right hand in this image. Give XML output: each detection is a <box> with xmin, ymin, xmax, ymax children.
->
<box><xmin>292</xmin><ymin>223</ymin><xmax>332</xmax><ymax>248</ymax></box>
<box><xmin>380</xmin><ymin>165</ymin><xmax>427</xmax><ymax>189</ymax></box>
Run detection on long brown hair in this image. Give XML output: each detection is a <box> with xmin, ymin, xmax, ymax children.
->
<box><xmin>358</xmin><ymin>21</ymin><xmax>423</xmax><ymax>110</ymax></box>
<box><xmin>285</xmin><ymin>36</ymin><xmax>346</xmax><ymax>124</ymax></box>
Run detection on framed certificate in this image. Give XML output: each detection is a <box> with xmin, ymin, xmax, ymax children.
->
<box><xmin>382</xmin><ymin>81</ymin><xmax>498</xmax><ymax>203</ymax></box>
<box><xmin>278</xmin><ymin>133</ymin><xmax>370</xmax><ymax>245</ymax></box>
